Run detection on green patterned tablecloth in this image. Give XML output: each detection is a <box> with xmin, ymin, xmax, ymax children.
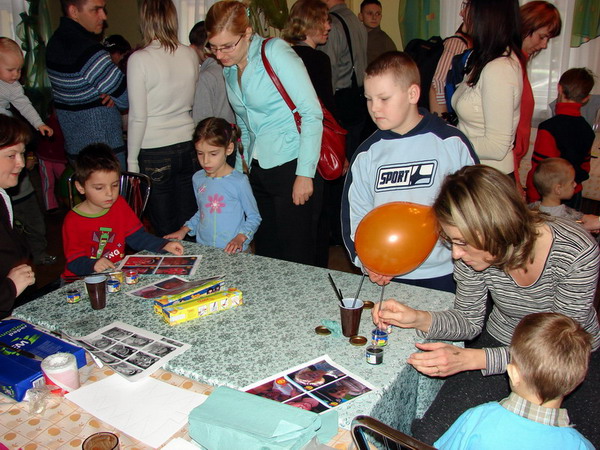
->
<box><xmin>13</xmin><ymin>242</ymin><xmax>455</xmax><ymax>430</ymax></box>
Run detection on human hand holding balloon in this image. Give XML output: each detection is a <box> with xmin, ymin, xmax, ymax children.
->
<box><xmin>365</xmin><ymin>267</ymin><xmax>393</xmax><ymax>286</ymax></box>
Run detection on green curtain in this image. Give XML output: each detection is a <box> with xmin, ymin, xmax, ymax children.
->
<box><xmin>571</xmin><ymin>0</ymin><xmax>600</xmax><ymax>47</ymax></box>
<box><xmin>16</xmin><ymin>0</ymin><xmax>53</xmax><ymax>121</ymax></box>
<box><xmin>398</xmin><ymin>0</ymin><xmax>440</xmax><ymax>48</ymax></box>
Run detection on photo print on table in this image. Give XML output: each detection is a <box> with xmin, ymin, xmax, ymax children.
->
<box><xmin>243</xmin><ymin>355</ymin><xmax>376</xmax><ymax>413</ymax></box>
<box><xmin>102</xmin><ymin>327</ymin><xmax>133</xmax><ymax>340</ymax></box>
<box><xmin>107</xmin><ymin>344</ymin><xmax>137</xmax><ymax>359</ymax></box>
<box><xmin>119</xmin><ymin>254</ymin><xmax>202</xmax><ymax>276</ymax></box>
<box><xmin>128</xmin><ymin>352</ymin><xmax>159</xmax><ymax>369</ymax></box>
<box><xmin>122</xmin><ymin>334</ymin><xmax>154</xmax><ymax>348</ymax></box>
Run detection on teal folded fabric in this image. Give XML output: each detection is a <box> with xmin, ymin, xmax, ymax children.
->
<box><xmin>189</xmin><ymin>386</ymin><xmax>338</xmax><ymax>449</ymax></box>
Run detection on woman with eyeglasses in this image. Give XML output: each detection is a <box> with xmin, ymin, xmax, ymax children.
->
<box><xmin>205</xmin><ymin>1</ymin><xmax>323</xmax><ymax>265</ymax></box>
<box><xmin>452</xmin><ymin>0</ymin><xmax>525</xmax><ymax>177</ymax></box>
<box><xmin>127</xmin><ymin>0</ymin><xmax>199</xmax><ymax>236</ymax></box>
<box><xmin>373</xmin><ymin>165</ymin><xmax>600</xmax><ymax>445</ymax></box>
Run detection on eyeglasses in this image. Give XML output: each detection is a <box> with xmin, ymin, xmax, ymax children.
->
<box><xmin>205</xmin><ymin>35</ymin><xmax>243</xmax><ymax>54</ymax></box>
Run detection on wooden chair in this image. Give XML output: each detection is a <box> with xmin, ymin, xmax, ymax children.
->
<box><xmin>67</xmin><ymin>171</ymin><xmax>151</xmax><ymax>218</ymax></box>
<box><xmin>351</xmin><ymin>415</ymin><xmax>436</xmax><ymax>450</ymax></box>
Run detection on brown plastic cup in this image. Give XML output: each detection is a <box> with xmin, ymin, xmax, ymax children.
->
<box><xmin>84</xmin><ymin>275</ymin><xmax>107</xmax><ymax>310</ymax></box>
<box><xmin>339</xmin><ymin>298</ymin><xmax>364</xmax><ymax>337</ymax></box>
<box><xmin>82</xmin><ymin>432</ymin><xmax>120</xmax><ymax>449</ymax></box>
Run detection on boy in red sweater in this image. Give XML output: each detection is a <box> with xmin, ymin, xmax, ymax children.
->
<box><xmin>62</xmin><ymin>144</ymin><xmax>183</xmax><ymax>279</ymax></box>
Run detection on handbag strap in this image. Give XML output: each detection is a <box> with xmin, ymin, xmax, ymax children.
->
<box><xmin>261</xmin><ymin>38</ymin><xmax>302</xmax><ymax>133</ymax></box>
<box><xmin>330</xmin><ymin>11</ymin><xmax>359</xmax><ymax>90</ymax></box>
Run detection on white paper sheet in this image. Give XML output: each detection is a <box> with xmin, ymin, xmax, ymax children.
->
<box><xmin>66</xmin><ymin>375</ymin><xmax>207</xmax><ymax>448</ymax></box>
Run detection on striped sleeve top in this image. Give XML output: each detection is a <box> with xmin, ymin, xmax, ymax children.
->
<box><xmin>423</xmin><ymin>217</ymin><xmax>600</xmax><ymax>375</ymax></box>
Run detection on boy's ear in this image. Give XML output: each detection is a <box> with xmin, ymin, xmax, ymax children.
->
<box><xmin>507</xmin><ymin>363</ymin><xmax>521</xmax><ymax>386</ymax></box>
<box><xmin>226</xmin><ymin>142</ymin><xmax>235</xmax><ymax>156</ymax></box>
<box><xmin>74</xmin><ymin>180</ymin><xmax>86</xmax><ymax>196</ymax></box>
<box><xmin>581</xmin><ymin>94</ymin><xmax>590</xmax><ymax>106</ymax></box>
<box><xmin>408</xmin><ymin>83</ymin><xmax>420</xmax><ymax>105</ymax></box>
<box><xmin>557</xmin><ymin>84</ymin><xmax>564</xmax><ymax>102</ymax></box>
<box><xmin>358</xmin><ymin>12</ymin><xmax>364</xmax><ymax>22</ymax></box>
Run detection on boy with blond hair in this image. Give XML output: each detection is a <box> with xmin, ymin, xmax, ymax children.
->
<box><xmin>526</xmin><ymin>68</ymin><xmax>595</xmax><ymax>205</ymax></box>
<box><xmin>529</xmin><ymin>157</ymin><xmax>600</xmax><ymax>232</ymax></box>
<box><xmin>436</xmin><ymin>312</ymin><xmax>594</xmax><ymax>449</ymax></box>
<box><xmin>341</xmin><ymin>51</ymin><xmax>477</xmax><ymax>293</ymax></box>
<box><xmin>0</xmin><ymin>38</ymin><xmax>52</xmax><ymax>136</ymax></box>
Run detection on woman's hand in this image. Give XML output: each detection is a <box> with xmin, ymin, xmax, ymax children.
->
<box><xmin>7</xmin><ymin>264</ymin><xmax>35</xmax><ymax>296</ymax></box>
<box><xmin>407</xmin><ymin>343</ymin><xmax>486</xmax><ymax>377</ymax></box>
<box><xmin>164</xmin><ymin>241</ymin><xmax>184</xmax><ymax>256</ymax></box>
<box><xmin>292</xmin><ymin>176</ymin><xmax>313</xmax><ymax>205</ymax></box>
<box><xmin>365</xmin><ymin>267</ymin><xmax>393</xmax><ymax>286</ymax></box>
<box><xmin>372</xmin><ymin>299</ymin><xmax>431</xmax><ymax>332</ymax></box>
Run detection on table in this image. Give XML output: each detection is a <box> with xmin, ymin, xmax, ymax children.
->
<box><xmin>0</xmin><ymin>360</ymin><xmax>355</xmax><ymax>449</ymax></box>
<box><xmin>12</xmin><ymin>242</ymin><xmax>455</xmax><ymax>432</ymax></box>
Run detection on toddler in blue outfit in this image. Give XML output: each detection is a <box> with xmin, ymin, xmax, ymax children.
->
<box><xmin>166</xmin><ymin>117</ymin><xmax>261</xmax><ymax>253</ymax></box>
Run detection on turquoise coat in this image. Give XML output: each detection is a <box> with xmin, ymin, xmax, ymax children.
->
<box><xmin>224</xmin><ymin>36</ymin><xmax>323</xmax><ymax>178</ymax></box>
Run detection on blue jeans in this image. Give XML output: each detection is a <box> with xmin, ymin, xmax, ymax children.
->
<box><xmin>138</xmin><ymin>141</ymin><xmax>199</xmax><ymax>236</ymax></box>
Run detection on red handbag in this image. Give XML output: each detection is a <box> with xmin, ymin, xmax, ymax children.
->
<box><xmin>261</xmin><ymin>38</ymin><xmax>347</xmax><ymax>180</ymax></box>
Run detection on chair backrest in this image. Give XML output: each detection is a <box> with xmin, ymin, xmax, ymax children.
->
<box><xmin>67</xmin><ymin>171</ymin><xmax>152</xmax><ymax>218</ymax></box>
<box><xmin>351</xmin><ymin>415</ymin><xmax>437</xmax><ymax>450</ymax></box>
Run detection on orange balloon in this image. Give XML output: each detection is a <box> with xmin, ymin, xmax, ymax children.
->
<box><xmin>355</xmin><ymin>202</ymin><xmax>438</xmax><ymax>276</ymax></box>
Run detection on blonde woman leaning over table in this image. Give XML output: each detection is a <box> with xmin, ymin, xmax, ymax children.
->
<box><xmin>452</xmin><ymin>0</ymin><xmax>524</xmax><ymax>176</ymax></box>
<box><xmin>0</xmin><ymin>116</ymin><xmax>35</xmax><ymax>319</ymax></box>
<box><xmin>205</xmin><ymin>1</ymin><xmax>323</xmax><ymax>266</ymax></box>
<box><xmin>372</xmin><ymin>165</ymin><xmax>600</xmax><ymax>446</ymax></box>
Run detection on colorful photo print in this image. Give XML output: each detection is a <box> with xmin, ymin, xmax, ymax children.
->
<box><xmin>289</xmin><ymin>361</ymin><xmax>346</xmax><ymax>389</ymax></box>
<box><xmin>246</xmin><ymin>378</ymin><xmax>303</xmax><ymax>403</ymax></box>
<box><xmin>89</xmin><ymin>336</ymin><xmax>115</xmax><ymax>350</ymax></box>
<box><xmin>159</xmin><ymin>256</ymin><xmax>198</xmax><ymax>266</ymax></box>
<box><xmin>107</xmin><ymin>344</ymin><xmax>137</xmax><ymax>359</ymax></box>
<box><xmin>129</xmin><ymin>285</ymin><xmax>169</xmax><ymax>299</ymax></box>
<box><xmin>102</xmin><ymin>327</ymin><xmax>132</xmax><ymax>340</ymax></box>
<box><xmin>146</xmin><ymin>342</ymin><xmax>176</xmax><ymax>357</ymax></box>
<box><xmin>121</xmin><ymin>265</ymin><xmax>154</xmax><ymax>275</ymax></box>
<box><xmin>311</xmin><ymin>378</ymin><xmax>372</xmax><ymax>406</ymax></box>
<box><xmin>154</xmin><ymin>278</ymin><xmax>189</xmax><ymax>290</ymax></box>
<box><xmin>155</xmin><ymin>266</ymin><xmax>194</xmax><ymax>276</ymax></box>
<box><xmin>121</xmin><ymin>256</ymin><xmax>161</xmax><ymax>266</ymax></box>
<box><xmin>128</xmin><ymin>352</ymin><xmax>159</xmax><ymax>369</ymax></box>
<box><xmin>122</xmin><ymin>334</ymin><xmax>153</xmax><ymax>348</ymax></box>
<box><xmin>113</xmin><ymin>362</ymin><xmax>142</xmax><ymax>377</ymax></box>
<box><xmin>284</xmin><ymin>395</ymin><xmax>329</xmax><ymax>413</ymax></box>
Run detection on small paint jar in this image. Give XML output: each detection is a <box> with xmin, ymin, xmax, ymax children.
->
<box><xmin>124</xmin><ymin>269</ymin><xmax>139</xmax><ymax>285</ymax></box>
<box><xmin>107</xmin><ymin>279</ymin><xmax>121</xmax><ymax>293</ymax></box>
<box><xmin>371</xmin><ymin>328</ymin><xmax>388</xmax><ymax>347</ymax></box>
<box><xmin>109</xmin><ymin>270</ymin><xmax>124</xmax><ymax>284</ymax></box>
<box><xmin>366</xmin><ymin>345</ymin><xmax>384</xmax><ymax>365</ymax></box>
<box><xmin>66</xmin><ymin>289</ymin><xmax>81</xmax><ymax>304</ymax></box>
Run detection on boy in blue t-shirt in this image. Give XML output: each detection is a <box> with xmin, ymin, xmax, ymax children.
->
<box><xmin>436</xmin><ymin>312</ymin><xmax>594</xmax><ymax>450</ymax></box>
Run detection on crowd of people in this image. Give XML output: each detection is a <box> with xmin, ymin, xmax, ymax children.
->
<box><xmin>0</xmin><ymin>0</ymin><xmax>598</xmax><ymax>448</ymax></box>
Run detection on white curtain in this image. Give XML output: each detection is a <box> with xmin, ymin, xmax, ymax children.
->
<box><xmin>0</xmin><ymin>0</ymin><xmax>26</xmax><ymax>44</ymax></box>
<box><xmin>172</xmin><ymin>0</ymin><xmax>218</xmax><ymax>45</ymax></box>
<box><xmin>440</xmin><ymin>0</ymin><xmax>600</xmax><ymax>124</ymax></box>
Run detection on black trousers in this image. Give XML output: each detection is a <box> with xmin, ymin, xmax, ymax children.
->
<box><xmin>249</xmin><ymin>159</ymin><xmax>322</xmax><ymax>266</ymax></box>
<box><xmin>412</xmin><ymin>330</ymin><xmax>600</xmax><ymax>447</ymax></box>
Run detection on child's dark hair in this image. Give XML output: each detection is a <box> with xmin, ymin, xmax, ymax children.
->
<box><xmin>193</xmin><ymin>117</ymin><xmax>243</xmax><ymax>154</ymax></box>
<box><xmin>0</xmin><ymin>115</ymin><xmax>31</xmax><ymax>149</ymax></box>
<box><xmin>559</xmin><ymin>68</ymin><xmax>595</xmax><ymax>103</ymax></box>
<box><xmin>74</xmin><ymin>143</ymin><xmax>121</xmax><ymax>185</ymax></box>
<box><xmin>189</xmin><ymin>21</ymin><xmax>207</xmax><ymax>48</ymax></box>
<box><xmin>360</xmin><ymin>0</ymin><xmax>382</xmax><ymax>10</ymax></box>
